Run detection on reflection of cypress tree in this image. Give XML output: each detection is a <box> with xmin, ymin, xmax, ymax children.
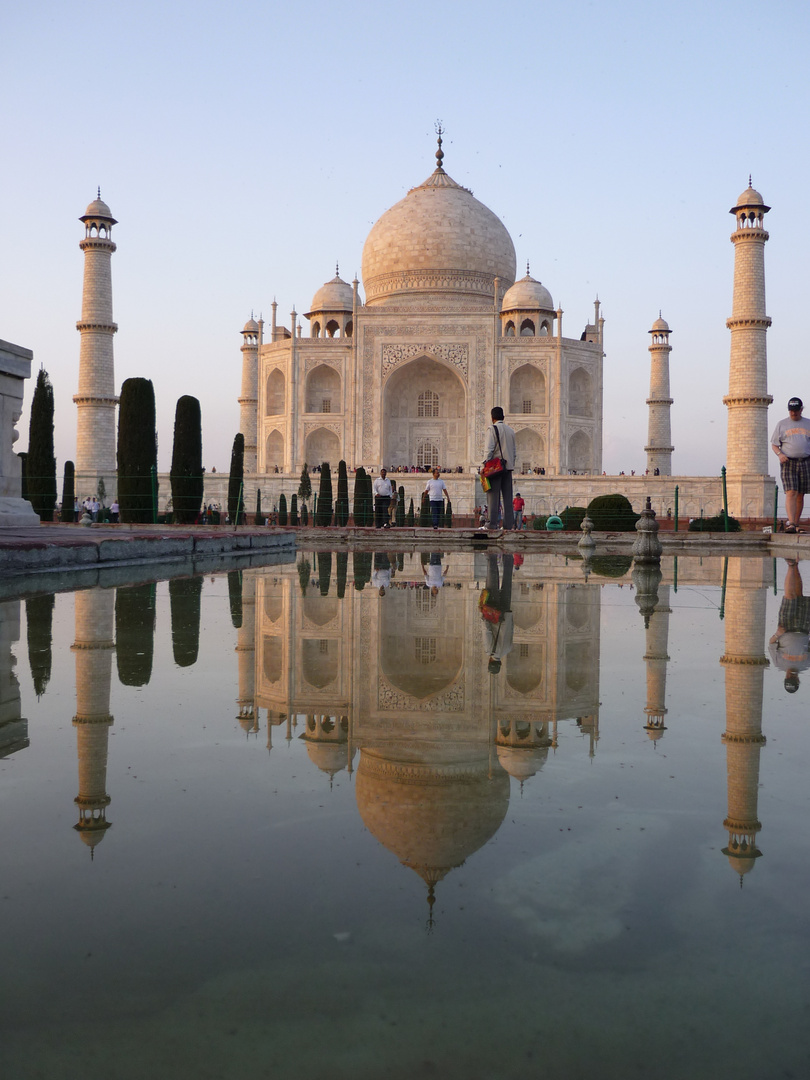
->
<box><xmin>169</xmin><ymin>576</ymin><xmax>203</xmax><ymax>667</ymax></box>
<box><xmin>115</xmin><ymin>583</ymin><xmax>156</xmax><ymax>686</ymax></box>
<box><xmin>336</xmin><ymin>551</ymin><xmax>348</xmax><ymax>598</ymax></box>
<box><xmin>26</xmin><ymin>593</ymin><xmax>55</xmax><ymax>698</ymax></box>
<box><xmin>353</xmin><ymin>550</ymin><xmax>372</xmax><ymax>590</ymax></box>
<box><xmin>228</xmin><ymin>571</ymin><xmax>243</xmax><ymax>628</ymax></box>
<box><xmin>318</xmin><ymin>551</ymin><xmax>332</xmax><ymax>595</ymax></box>
<box><xmin>397</xmin><ymin>552</ymin><xmax>404</xmax><ymax>573</ymax></box>
<box><xmin>335</xmin><ymin>461</ymin><xmax>350</xmax><ymax>526</ymax></box>
<box><xmin>297</xmin><ymin>558</ymin><xmax>311</xmax><ymax>596</ymax></box>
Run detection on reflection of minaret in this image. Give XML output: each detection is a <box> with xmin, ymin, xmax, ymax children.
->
<box><xmin>236</xmin><ymin>573</ymin><xmax>258</xmax><ymax>733</ymax></box>
<box><xmin>72</xmin><ymin>589</ymin><xmax>115</xmax><ymax>854</ymax></box>
<box><xmin>74</xmin><ymin>193</ymin><xmax>119</xmax><ymax>493</ymax></box>
<box><xmin>719</xmin><ymin>566</ymin><xmax>768</xmax><ymax>881</ymax></box>
<box><xmin>301</xmin><ymin>714</ymin><xmax>354</xmax><ymax>785</ymax></box>
<box><xmin>643</xmin><ymin>584</ymin><xmax>671</xmax><ymax>741</ymax></box>
<box><xmin>239</xmin><ymin>318</ymin><xmax>259</xmax><ymax>474</ymax></box>
<box><xmin>645</xmin><ymin>315</ymin><xmax>673</xmax><ymax>475</ymax></box>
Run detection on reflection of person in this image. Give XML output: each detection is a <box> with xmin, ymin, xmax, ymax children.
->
<box><xmin>422</xmin><ymin>551</ymin><xmax>448</xmax><ymax>595</ymax></box>
<box><xmin>373</xmin><ymin>469</ymin><xmax>394</xmax><ymax>529</ymax></box>
<box><xmin>512</xmin><ymin>492</ymin><xmax>525</xmax><ymax>530</ymax></box>
<box><xmin>424</xmin><ymin>468</ymin><xmax>449</xmax><ymax>530</ymax></box>
<box><xmin>480</xmin><ymin>553</ymin><xmax>514</xmax><ymax>673</ymax></box>
<box><xmin>481</xmin><ymin>407</ymin><xmax>516</xmax><ymax>531</ymax></box>
<box><xmin>372</xmin><ymin>551</ymin><xmax>392</xmax><ymax>596</ymax></box>
<box><xmin>769</xmin><ymin>559</ymin><xmax>810</xmax><ymax>692</ymax></box>
<box><xmin>771</xmin><ymin>397</ymin><xmax>810</xmax><ymax>532</ymax></box>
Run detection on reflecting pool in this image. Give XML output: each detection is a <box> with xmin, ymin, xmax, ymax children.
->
<box><xmin>1</xmin><ymin>550</ymin><xmax>809</xmax><ymax>1080</ymax></box>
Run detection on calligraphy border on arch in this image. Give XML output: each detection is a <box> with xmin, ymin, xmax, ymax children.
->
<box><xmin>362</xmin><ymin>325</ymin><xmax>487</xmax><ymax>459</ymax></box>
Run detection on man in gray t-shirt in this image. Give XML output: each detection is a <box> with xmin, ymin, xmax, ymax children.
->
<box><xmin>771</xmin><ymin>397</ymin><xmax>810</xmax><ymax>531</ymax></box>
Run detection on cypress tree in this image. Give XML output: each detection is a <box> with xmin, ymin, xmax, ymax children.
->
<box><xmin>18</xmin><ymin>452</ymin><xmax>28</xmax><ymax>502</ymax></box>
<box><xmin>406</xmin><ymin>498</ymin><xmax>415</xmax><ymax>526</ymax></box>
<box><xmin>115</xmin><ymin>583</ymin><xmax>156</xmax><ymax>687</ymax></box>
<box><xmin>228</xmin><ymin>570</ymin><xmax>243</xmax><ymax>627</ymax></box>
<box><xmin>444</xmin><ymin>498</ymin><xmax>453</xmax><ymax>528</ymax></box>
<box><xmin>227</xmin><ymin>433</ymin><xmax>245</xmax><ymax>523</ymax></box>
<box><xmin>298</xmin><ymin>463</ymin><xmax>312</xmax><ymax>503</ymax></box>
<box><xmin>61</xmin><ymin>461</ymin><xmax>76</xmax><ymax>523</ymax></box>
<box><xmin>290</xmin><ymin>493</ymin><xmax>299</xmax><ymax>526</ymax></box>
<box><xmin>26</xmin><ymin>593</ymin><xmax>55</xmax><ymax>698</ymax></box>
<box><xmin>352</xmin><ymin>467</ymin><xmax>367</xmax><ymax>525</ymax></box>
<box><xmin>278</xmin><ymin>493</ymin><xmax>288</xmax><ymax>525</ymax></box>
<box><xmin>169</xmin><ymin>576</ymin><xmax>202</xmax><ymax>667</ymax></box>
<box><xmin>254</xmin><ymin>488</ymin><xmax>263</xmax><ymax>526</ymax></box>
<box><xmin>316</xmin><ymin>463</ymin><xmax>333</xmax><ymax>526</ymax></box>
<box><xmin>419</xmin><ymin>490</ymin><xmax>431</xmax><ymax>527</ymax></box>
<box><xmin>318</xmin><ymin>551</ymin><xmax>332</xmax><ymax>595</ymax></box>
<box><xmin>118</xmin><ymin>377</ymin><xmax>157</xmax><ymax>524</ymax></box>
<box><xmin>336</xmin><ymin>550</ymin><xmax>348</xmax><ymax>598</ymax></box>
<box><xmin>170</xmin><ymin>395</ymin><xmax>203</xmax><ymax>524</ymax></box>
<box><xmin>396</xmin><ymin>485</ymin><xmax>405</xmax><ymax>527</ymax></box>
<box><xmin>26</xmin><ymin>369</ymin><xmax>57</xmax><ymax>521</ymax></box>
<box><xmin>335</xmin><ymin>460</ymin><xmax>350</xmax><ymax>526</ymax></box>
<box><xmin>301</xmin><ymin>501</ymin><xmax>309</xmax><ymax>526</ymax></box>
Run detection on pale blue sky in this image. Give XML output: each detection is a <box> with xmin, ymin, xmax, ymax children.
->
<box><xmin>2</xmin><ymin>0</ymin><xmax>808</xmax><ymax>475</ymax></box>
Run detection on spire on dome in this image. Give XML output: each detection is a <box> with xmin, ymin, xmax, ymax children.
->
<box><xmin>434</xmin><ymin>120</ymin><xmax>445</xmax><ymax>173</ymax></box>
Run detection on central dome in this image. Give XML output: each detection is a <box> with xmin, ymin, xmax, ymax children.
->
<box><xmin>362</xmin><ymin>163</ymin><xmax>516</xmax><ymax>308</ymax></box>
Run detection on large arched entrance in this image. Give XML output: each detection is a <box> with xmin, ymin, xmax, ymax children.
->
<box><xmin>383</xmin><ymin>356</ymin><xmax>466</xmax><ymax>470</ymax></box>
<box><xmin>304</xmin><ymin>427</ymin><xmax>340</xmax><ymax>467</ymax></box>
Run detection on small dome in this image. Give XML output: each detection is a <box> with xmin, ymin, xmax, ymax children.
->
<box><xmin>242</xmin><ymin>317</ymin><xmax>259</xmax><ymax>333</ymax></box>
<box><xmin>731</xmin><ymin>182</ymin><xmax>769</xmax><ymax>215</ymax></box>
<box><xmin>501</xmin><ymin>274</ymin><xmax>553</xmax><ymax>313</ymax></box>
<box><xmin>80</xmin><ymin>197</ymin><xmax>117</xmax><ymax>224</ymax></box>
<box><xmin>650</xmin><ymin>315</ymin><xmax>670</xmax><ymax>333</ymax></box>
<box><xmin>308</xmin><ymin>274</ymin><xmax>354</xmax><ymax>314</ymax></box>
<box><xmin>496</xmin><ymin>745</ymin><xmax>548</xmax><ymax>782</ymax></box>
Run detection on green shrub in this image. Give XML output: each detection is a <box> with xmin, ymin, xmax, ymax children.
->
<box><xmin>560</xmin><ymin>506</ymin><xmax>587</xmax><ymax>531</ymax></box>
<box><xmin>418</xmin><ymin>490</ymin><xmax>431</xmax><ymax>527</ymax></box>
<box><xmin>531</xmin><ymin>515</ymin><xmax>549</xmax><ymax>530</ymax></box>
<box><xmin>396</xmin><ymin>486</ymin><xmax>405</xmax><ymax>527</ymax></box>
<box><xmin>406</xmin><ymin>498</ymin><xmax>415</xmax><ymax>526</ymax></box>
<box><xmin>278</xmin><ymin>493</ymin><xmax>288</xmax><ymax>526</ymax></box>
<box><xmin>688</xmin><ymin>513</ymin><xmax>741</xmax><ymax>532</ymax></box>
<box><xmin>290</xmin><ymin>494</ymin><xmax>299</xmax><ymax>526</ymax></box>
<box><xmin>335</xmin><ymin>461</ymin><xmax>350</xmax><ymax>526</ymax></box>
<box><xmin>316</xmin><ymin>463</ymin><xmax>333</xmax><ymax>526</ymax></box>
<box><xmin>586</xmin><ymin>493</ymin><xmax>640</xmax><ymax>532</ymax></box>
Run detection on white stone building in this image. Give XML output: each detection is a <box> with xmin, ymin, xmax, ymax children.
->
<box><xmin>256</xmin><ymin>138</ymin><xmax>604</xmax><ymax>490</ymax></box>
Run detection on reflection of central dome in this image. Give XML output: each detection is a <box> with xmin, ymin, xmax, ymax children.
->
<box><xmin>356</xmin><ymin>750</ymin><xmax>509</xmax><ymax>886</ymax></box>
<box><xmin>362</xmin><ymin>164</ymin><xmax>516</xmax><ymax>308</ymax></box>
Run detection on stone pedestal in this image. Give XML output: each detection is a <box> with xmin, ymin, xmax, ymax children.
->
<box><xmin>0</xmin><ymin>339</ymin><xmax>40</xmax><ymax>527</ymax></box>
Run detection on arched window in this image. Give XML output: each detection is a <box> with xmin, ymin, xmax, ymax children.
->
<box><xmin>505</xmin><ymin>321</ymin><xmax>516</xmax><ymax>337</ymax></box>
<box><xmin>417</xmin><ymin>441</ymin><xmax>439</xmax><ymax>469</ymax></box>
<box><xmin>266</xmin><ymin>370</ymin><xmax>285</xmax><ymax>415</ymax></box>
<box><xmin>311</xmin><ymin>321</ymin><xmax>321</xmax><ymax>338</ymax></box>
<box><xmin>326</xmin><ymin>320</ymin><xmax>340</xmax><ymax>338</ymax></box>
<box><xmin>520</xmin><ymin>319</ymin><xmax>535</xmax><ymax>337</ymax></box>
<box><xmin>418</xmin><ymin>390</ymin><xmax>439</xmax><ymax>417</ymax></box>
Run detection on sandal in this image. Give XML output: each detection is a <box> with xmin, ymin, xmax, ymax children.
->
<box><xmin>785</xmin><ymin>523</ymin><xmax>798</xmax><ymax>533</ymax></box>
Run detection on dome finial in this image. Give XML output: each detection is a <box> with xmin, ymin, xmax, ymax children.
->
<box><xmin>526</xmin><ymin>259</ymin><xmax>530</xmax><ymax>276</ymax></box>
<box><xmin>749</xmin><ymin>173</ymin><xmax>753</xmax><ymax>187</ymax></box>
<box><xmin>434</xmin><ymin>120</ymin><xmax>445</xmax><ymax>172</ymax></box>
<box><xmin>97</xmin><ymin>186</ymin><xmax>101</xmax><ymax>199</ymax></box>
<box><xmin>336</xmin><ymin>261</ymin><xmax>339</xmax><ymax>277</ymax></box>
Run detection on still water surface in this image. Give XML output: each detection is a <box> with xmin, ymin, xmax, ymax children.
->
<box><xmin>1</xmin><ymin>550</ymin><xmax>808</xmax><ymax>1080</ymax></box>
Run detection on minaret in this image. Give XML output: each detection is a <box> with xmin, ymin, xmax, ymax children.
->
<box><xmin>74</xmin><ymin>192</ymin><xmax>119</xmax><ymax>497</ymax></box>
<box><xmin>719</xmin><ymin>561</ymin><xmax>769</xmax><ymax>882</ymax></box>
<box><xmin>71</xmin><ymin>588</ymin><xmax>115</xmax><ymax>855</ymax></box>
<box><xmin>645</xmin><ymin>315</ymin><xmax>674</xmax><ymax>475</ymax></box>
<box><xmin>724</xmin><ymin>181</ymin><xmax>774</xmax><ymax>517</ymax></box>
<box><xmin>239</xmin><ymin>317</ymin><xmax>259</xmax><ymax>474</ymax></box>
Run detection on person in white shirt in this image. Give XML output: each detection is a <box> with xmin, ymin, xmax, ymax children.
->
<box><xmin>373</xmin><ymin>468</ymin><xmax>394</xmax><ymax>528</ymax></box>
<box><xmin>424</xmin><ymin>468</ymin><xmax>449</xmax><ymax>529</ymax></box>
<box><xmin>480</xmin><ymin>406</ymin><xmax>517</xmax><ymax>531</ymax></box>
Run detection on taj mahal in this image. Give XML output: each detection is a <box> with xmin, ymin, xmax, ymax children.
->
<box><xmin>71</xmin><ymin>135</ymin><xmax>776</xmax><ymax>521</ymax></box>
